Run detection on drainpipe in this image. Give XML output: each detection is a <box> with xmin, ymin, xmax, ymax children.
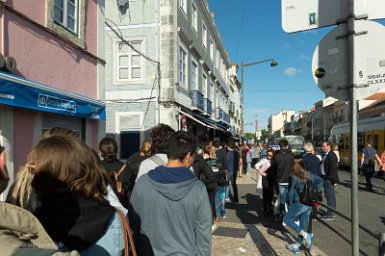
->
<box><xmin>1</xmin><ymin>3</ymin><xmax>5</xmax><ymax>55</ymax></box>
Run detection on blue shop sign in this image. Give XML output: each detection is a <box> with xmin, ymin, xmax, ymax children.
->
<box><xmin>0</xmin><ymin>72</ymin><xmax>105</xmax><ymax>120</ymax></box>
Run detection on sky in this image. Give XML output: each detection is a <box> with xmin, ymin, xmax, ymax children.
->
<box><xmin>207</xmin><ymin>0</ymin><xmax>334</xmax><ymax>132</ymax></box>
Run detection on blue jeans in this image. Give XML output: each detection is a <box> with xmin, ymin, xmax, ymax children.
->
<box><xmin>311</xmin><ymin>174</ymin><xmax>324</xmax><ymax>193</ymax></box>
<box><xmin>225</xmin><ymin>170</ymin><xmax>233</xmax><ymax>200</ymax></box>
<box><xmin>215</xmin><ymin>186</ymin><xmax>225</xmax><ymax>217</ymax></box>
<box><xmin>283</xmin><ymin>202</ymin><xmax>312</xmax><ymax>244</ymax></box>
<box><xmin>80</xmin><ymin>212</ymin><xmax>125</xmax><ymax>256</ymax></box>
<box><xmin>324</xmin><ymin>180</ymin><xmax>336</xmax><ymax>216</ymax></box>
<box><xmin>278</xmin><ymin>184</ymin><xmax>289</xmax><ymax>217</ymax></box>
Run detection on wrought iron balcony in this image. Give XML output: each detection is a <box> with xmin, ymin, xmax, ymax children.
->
<box><xmin>203</xmin><ymin>98</ymin><xmax>212</xmax><ymax>116</ymax></box>
<box><xmin>214</xmin><ymin>107</ymin><xmax>230</xmax><ymax>124</ymax></box>
<box><xmin>191</xmin><ymin>90</ymin><xmax>204</xmax><ymax>111</ymax></box>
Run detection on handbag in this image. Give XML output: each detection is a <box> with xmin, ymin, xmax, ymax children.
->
<box><xmin>112</xmin><ymin>164</ymin><xmax>127</xmax><ymax>202</ymax></box>
<box><xmin>115</xmin><ymin>208</ymin><xmax>137</xmax><ymax>256</ymax></box>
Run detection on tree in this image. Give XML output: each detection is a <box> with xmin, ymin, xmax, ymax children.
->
<box><xmin>244</xmin><ymin>133</ymin><xmax>256</xmax><ymax>143</ymax></box>
<box><xmin>261</xmin><ymin>129</ymin><xmax>269</xmax><ymax>143</ymax></box>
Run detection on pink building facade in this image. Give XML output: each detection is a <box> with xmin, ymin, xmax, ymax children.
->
<box><xmin>0</xmin><ymin>0</ymin><xmax>106</xmax><ymax>194</ymax></box>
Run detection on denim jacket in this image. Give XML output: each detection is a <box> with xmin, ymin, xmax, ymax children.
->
<box><xmin>288</xmin><ymin>173</ymin><xmax>323</xmax><ymax>207</ymax></box>
<box><xmin>287</xmin><ymin>175</ymin><xmax>305</xmax><ymax>207</ymax></box>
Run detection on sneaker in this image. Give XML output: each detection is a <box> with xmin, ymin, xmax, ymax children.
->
<box><xmin>286</xmin><ymin>243</ymin><xmax>300</xmax><ymax>254</ymax></box>
<box><xmin>211</xmin><ymin>224</ymin><xmax>217</xmax><ymax>233</ymax></box>
<box><xmin>305</xmin><ymin>233</ymin><xmax>314</xmax><ymax>249</ymax></box>
<box><xmin>321</xmin><ymin>215</ymin><xmax>334</xmax><ymax>221</ymax></box>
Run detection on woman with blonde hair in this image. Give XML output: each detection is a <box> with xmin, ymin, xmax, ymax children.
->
<box><xmin>7</xmin><ymin>127</ymin><xmax>79</xmax><ymax>211</ymax></box>
<box><xmin>28</xmin><ymin>135</ymin><xmax>133</xmax><ymax>254</ymax></box>
<box><xmin>283</xmin><ymin>156</ymin><xmax>313</xmax><ymax>254</ymax></box>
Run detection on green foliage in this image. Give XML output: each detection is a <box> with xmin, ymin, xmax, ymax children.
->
<box><xmin>244</xmin><ymin>133</ymin><xmax>256</xmax><ymax>140</ymax></box>
<box><xmin>261</xmin><ymin>129</ymin><xmax>269</xmax><ymax>142</ymax></box>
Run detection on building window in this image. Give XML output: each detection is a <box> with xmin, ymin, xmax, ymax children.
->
<box><xmin>191</xmin><ymin>3</ymin><xmax>198</xmax><ymax>32</ymax></box>
<box><xmin>179</xmin><ymin>46</ymin><xmax>187</xmax><ymax>86</ymax></box>
<box><xmin>210</xmin><ymin>82</ymin><xmax>214</xmax><ymax>102</ymax></box>
<box><xmin>47</xmin><ymin>0</ymin><xmax>85</xmax><ymax>48</ymax></box>
<box><xmin>117</xmin><ymin>41</ymin><xmax>142</xmax><ymax>80</ymax></box>
<box><xmin>191</xmin><ymin>61</ymin><xmax>198</xmax><ymax>90</ymax></box>
<box><xmin>202</xmin><ymin>73</ymin><xmax>208</xmax><ymax>97</ymax></box>
<box><xmin>210</xmin><ymin>39</ymin><xmax>214</xmax><ymax>61</ymax></box>
<box><xmin>202</xmin><ymin>22</ymin><xmax>207</xmax><ymax>49</ymax></box>
<box><xmin>179</xmin><ymin>0</ymin><xmax>187</xmax><ymax>14</ymax></box>
<box><xmin>54</xmin><ymin>0</ymin><xmax>78</xmax><ymax>34</ymax></box>
<box><xmin>216</xmin><ymin>49</ymin><xmax>220</xmax><ymax>69</ymax></box>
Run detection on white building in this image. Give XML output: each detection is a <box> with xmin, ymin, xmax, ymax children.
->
<box><xmin>105</xmin><ymin>0</ymin><xmax>241</xmax><ymax>158</ymax></box>
<box><xmin>268</xmin><ymin>110</ymin><xmax>295</xmax><ymax>137</ymax></box>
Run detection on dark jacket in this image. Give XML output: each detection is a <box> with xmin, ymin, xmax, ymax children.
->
<box><xmin>101</xmin><ymin>159</ymin><xmax>130</xmax><ymax>207</ymax></box>
<box><xmin>303</xmin><ymin>152</ymin><xmax>322</xmax><ymax>176</ymax></box>
<box><xmin>271</xmin><ymin>148</ymin><xmax>295</xmax><ymax>184</ymax></box>
<box><xmin>215</xmin><ymin>149</ymin><xmax>227</xmax><ymax>170</ymax></box>
<box><xmin>34</xmin><ymin>185</ymin><xmax>115</xmax><ymax>251</ymax></box>
<box><xmin>323</xmin><ymin>151</ymin><xmax>340</xmax><ymax>184</ymax></box>
<box><xmin>126</xmin><ymin>153</ymin><xmax>149</xmax><ymax>194</ymax></box>
<box><xmin>226</xmin><ymin>149</ymin><xmax>240</xmax><ymax>178</ymax></box>
<box><xmin>193</xmin><ymin>155</ymin><xmax>218</xmax><ymax>191</ymax></box>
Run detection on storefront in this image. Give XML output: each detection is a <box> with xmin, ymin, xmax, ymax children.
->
<box><xmin>0</xmin><ymin>71</ymin><xmax>105</xmax><ymax>196</ymax></box>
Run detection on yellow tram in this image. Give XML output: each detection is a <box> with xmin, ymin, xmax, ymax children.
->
<box><xmin>330</xmin><ymin>115</ymin><xmax>385</xmax><ymax>167</ymax></box>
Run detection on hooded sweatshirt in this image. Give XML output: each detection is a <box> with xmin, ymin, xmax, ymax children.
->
<box><xmin>128</xmin><ymin>165</ymin><xmax>212</xmax><ymax>256</ymax></box>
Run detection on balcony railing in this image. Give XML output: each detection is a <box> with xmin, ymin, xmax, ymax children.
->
<box><xmin>215</xmin><ymin>107</ymin><xmax>230</xmax><ymax>124</ymax></box>
<box><xmin>203</xmin><ymin>98</ymin><xmax>212</xmax><ymax>116</ymax></box>
<box><xmin>191</xmin><ymin>90</ymin><xmax>204</xmax><ymax>111</ymax></box>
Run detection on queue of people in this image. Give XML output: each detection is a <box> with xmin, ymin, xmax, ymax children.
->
<box><xmin>1</xmin><ymin>124</ymin><xmax>385</xmax><ymax>255</ymax></box>
<box><xmin>0</xmin><ymin>124</ymin><xmax>244</xmax><ymax>255</ymax></box>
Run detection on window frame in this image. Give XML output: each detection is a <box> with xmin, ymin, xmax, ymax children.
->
<box><xmin>116</xmin><ymin>40</ymin><xmax>143</xmax><ymax>82</ymax></box>
<box><xmin>179</xmin><ymin>0</ymin><xmax>187</xmax><ymax>15</ymax></box>
<box><xmin>178</xmin><ymin>44</ymin><xmax>188</xmax><ymax>88</ymax></box>
<box><xmin>191</xmin><ymin>2</ymin><xmax>198</xmax><ymax>32</ymax></box>
<box><xmin>202</xmin><ymin>22</ymin><xmax>207</xmax><ymax>49</ymax></box>
<box><xmin>53</xmin><ymin>0</ymin><xmax>78</xmax><ymax>34</ymax></box>
<box><xmin>202</xmin><ymin>72</ymin><xmax>208</xmax><ymax>98</ymax></box>
<box><xmin>191</xmin><ymin>60</ymin><xmax>198</xmax><ymax>91</ymax></box>
<box><xmin>47</xmin><ymin>0</ymin><xmax>85</xmax><ymax>48</ymax></box>
<box><xmin>210</xmin><ymin>39</ymin><xmax>214</xmax><ymax>61</ymax></box>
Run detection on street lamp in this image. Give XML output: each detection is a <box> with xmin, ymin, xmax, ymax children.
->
<box><xmin>241</xmin><ymin>58</ymin><xmax>278</xmax><ymax>133</ymax></box>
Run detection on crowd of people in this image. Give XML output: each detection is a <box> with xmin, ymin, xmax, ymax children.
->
<box><xmin>0</xmin><ymin>124</ymin><xmax>385</xmax><ymax>255</ymax></box>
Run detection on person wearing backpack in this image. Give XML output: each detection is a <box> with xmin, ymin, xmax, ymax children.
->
<box><xmin>283</xmin><ymin>157</ymin><xmax>314</xmax><ymax>254</ymax></box>
<box><xmin>125</xmin><ymin>140</ymin><xmax>152</xmax><ymax>200</ymax></box>
<box><xmin>99</xmin><ymin>137</ymin><xmax>130</xmax><ymax>208</ymax></box>
<box><xmin>360</xmin><ymin>141</ymin><xmax>382</xmax><ymax>191</ymax></box>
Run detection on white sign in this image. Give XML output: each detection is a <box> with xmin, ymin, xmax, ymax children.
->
<box><xmin>282</xmin><ymin>0</ymin><xmax>385</xmax><ymax>33</ymax></box>
<box><xmin>312</xmin><ymin>20</ymin><xmax>385</xmax><ymax>101</ymax></box>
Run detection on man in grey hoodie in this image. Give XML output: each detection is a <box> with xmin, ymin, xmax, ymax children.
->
<box><xmin>128</xmin><ymin>131</ymin><xmax>212</xmax><ymax>256</ymax></box>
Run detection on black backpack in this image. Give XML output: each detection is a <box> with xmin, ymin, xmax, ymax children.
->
<box><xmin>299</xmin><ymin>181</ymin><xmax>320</xmax><ymax>206</ymax></box>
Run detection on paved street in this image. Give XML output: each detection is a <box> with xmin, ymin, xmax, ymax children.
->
<box><xmin>212</xmin><ymin>168</ymin><xmax>385</xmax><ymax>256</ymax></box>
<box><xmin>313</xmin><ymin>169</ymin><xmax>385</xmax><ymax>256</ymax></box>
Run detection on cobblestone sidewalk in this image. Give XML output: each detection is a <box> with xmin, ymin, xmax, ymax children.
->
<box><xmin>212</xmin><ymin>222</ymin><xmax>327</xmax><ymax>256</ymax></box>
<box><xmin>211</xmin><ymin>168</ymin><xmax>328</xmax><ymax>256</ymax></box>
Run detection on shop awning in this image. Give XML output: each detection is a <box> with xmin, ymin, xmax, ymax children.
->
<box><xmin>0</xmin><ymin>72</ymin><xmax>105</xmax><ymax>120</ymax></box>
<box><xmin>190</xmin><ymin>112</ymin><xmax>228</xmax><ymax>132</ymax></box>
<box><xmin>180</xmin><ymin>109</ymin><xmax>216</xmax><ymax>129</ymax></box>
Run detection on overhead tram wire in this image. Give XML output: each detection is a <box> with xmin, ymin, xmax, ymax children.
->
<box><xmin>234</xmin><ymin>0</ymin><xmax>248</xmax><ymax>62</ymax></box>
<box><xmin>248</xmin><ymin>89</ymin><xmax>318</xmax><ymax>92</ymax></box>
<box><xmin>105</xmin><ymin>18</ymin><xmax>161</xmax><ymax>127</ymax></box>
